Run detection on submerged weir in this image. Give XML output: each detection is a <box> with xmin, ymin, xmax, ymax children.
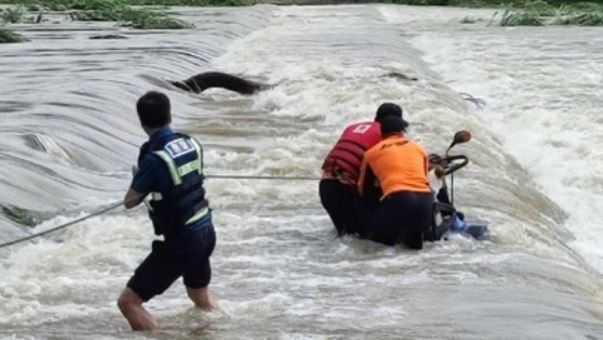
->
<box><xmin>0</xmin><ymin>4</ymin><xmax>602</xmax><ymax>339</ymax></box>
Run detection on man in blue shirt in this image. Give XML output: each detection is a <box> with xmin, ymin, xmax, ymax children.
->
<box><xmin>117</xmin><ymin>91</ymin><xmax>217</xmax><ymax>331</ymax></box>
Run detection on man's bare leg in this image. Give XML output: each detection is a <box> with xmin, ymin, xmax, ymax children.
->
<box><xmin>117</xmin><ymin>287</ymin><xmax>159</xmax><ymax>331</ymax></box>
<box><xmin>186</xmin><ymin>286</ymin><xmax>217</xmax><ymax>310</ymax></box>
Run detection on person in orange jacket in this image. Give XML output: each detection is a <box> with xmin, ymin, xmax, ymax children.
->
<box><xmin>357</xmin><ymin>115</ymin><xmax>433</xmax><ymax>249</ymax></box>
<box><xmin>320</xmin><ymin>103</ymin><xmax>403</xmax><ymax>236</ymax></box>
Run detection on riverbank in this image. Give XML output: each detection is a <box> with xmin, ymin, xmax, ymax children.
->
<box><xmin>2</xmin><ymin>0</ymin><xmax>603</xmax><ymax>43</ymax></box>
<box><xmin>1</xmin><ymin>0</ymin><xmax>602</xmax><ymax>8</ymax></box>
<box><xmin>263</xmin><ymin>0</ymin><xmax>603</xmax><ymax>26</ymax></box>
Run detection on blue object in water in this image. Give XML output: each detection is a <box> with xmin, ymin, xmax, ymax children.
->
<box><xmin>449</xmin><ymin>215</ymin><xmax>489</xmax><ymax>240</ymax></box>
<box><xmin>451</xmin><ymin>215</ymin><xmax>466</xmax><ymax>231</ymax></box>
<box><xmin>463</xmin><ymin>223</ymin><xmax>489</xmax><ymax>240</ymax></box>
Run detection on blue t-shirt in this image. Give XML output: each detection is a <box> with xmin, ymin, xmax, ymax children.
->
<box><xmin>130</xmin><ymin>127</ymin><xmax>211</xmax><ymax>231</ymax></box>
<box><xmin>131</xmin><ymin>127</ymin><xmax>173</xmax><ymax>195</ymax></box>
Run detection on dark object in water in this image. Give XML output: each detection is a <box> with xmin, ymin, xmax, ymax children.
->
<box><xmin>385</xmin><ymin>71</ymin><xmax>419</xmax><ymax>81</ymax></box>
<box><xmin>89</xmin><ymin>34</ymin><xmax>128</xmax><ymax>40</ymax></box>
<box><xmin>459</xmin><ymin>92</ymin><xmax>486</xmax><ymax>108</ymax></box>
<box><xmin>170</xmin><ymin>72</ymin><xmax>272</xmax><ymax>95</ymax></box>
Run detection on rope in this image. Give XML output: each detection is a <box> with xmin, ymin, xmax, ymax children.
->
<box><xmin>0</xmin><ymin>174</ymin><xmax>320</xmax><ymax>249</ymax></box>
<box><xmin>0</xmin><ymin>200</ymin><xmax>123</xmax><ymax>249</ymax></box>
<box><xmin>206</xmin><ymin>174</ymin><xmax>319</xmax><ymax>181</ymax></box>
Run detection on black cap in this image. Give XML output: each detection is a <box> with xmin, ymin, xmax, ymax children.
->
<box><xmin>380</xmin><ymin>116</ymin><xmax>408</xmax><ymax>135</ymax></box>
<box><xmin>375</xmin><ymin>102</ymin><xmax>402</xmax><ymax>122</ymax></box>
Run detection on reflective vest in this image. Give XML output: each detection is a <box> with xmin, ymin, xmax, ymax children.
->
<box><xmin>139</xmin><ymin>133</ymin><xmax>209</xmax><ymax>238</ymax></box>
<box><xmin>322</xmin><ymin>121</ymin><xmax>381</xmax><ymax>183</ymax></box>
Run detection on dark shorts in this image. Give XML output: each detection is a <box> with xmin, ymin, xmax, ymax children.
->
<box><xmin>127</xmin><ymin>224</ymin><xmax>216</xmax><ymax>302</ymax></box>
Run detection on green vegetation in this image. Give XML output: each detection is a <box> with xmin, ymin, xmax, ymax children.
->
<box><xmin>386</xmin><ymin>0</ymin><xmax>603</xmax><ymax>6</ymax></box>
<box><xmin>0</xmin><ymin>26</ymin><xmax>27</xmax><ymax>42</ymax></box>
<box><xmin>0</xmin><ymin>0</ymin><xmax>601</xmax><ymax>29</ymax></box>
<box><xmin>0</xmin><ymin>5</ymin><xmax>24</xmax><ymax>22</ymax></box>
<box><xmin>552</xmin><ymin>12</ymin><xmax>603</xmax><ymax>25</ymax></box>
<box><xmin>122</xmin><ymin>0</ymin><xmax>257</xmax><ymax>4</ymax></box>
<box><xmin>499</xmin><ymin>7</ymin><xmax>544</xmax><ymax>25</ymax></box>
<box><xmin>494</xmin><ymin>1</ymin><xmax>603</xmax><ymax>26</ymax></box>
<box><xmin>0</xmin><ymin>0</ymin><xmax>257</xmax><ymax>8</ymax></box>
<box><xmin>0</xmin><ymin>0</ymin><xmax>256</xmax><ymax>43</ymax></box>
<box><xmin>0</xmin><ymin>0</ymin><xmax>200</xmax><ymax>29</ymax></box>
<box><xmin>0</xmin><ymin>7</ymin><xmax>28</xmax><ymax>43</ymax></box>
<box><xmin>378</xmin><ymin>0</ymin><xmax>603</xmax><ymax>26</ymax></box>
<box><xmin>68</xmin><ymin>5</ymin><xmax>193</xmax><ymax>29</ymax></box>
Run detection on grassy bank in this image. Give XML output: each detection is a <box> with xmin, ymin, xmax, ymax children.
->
<box><xmin>0</xmin><ymin>7</ymin><xmax>27</xmax><ymax>42</ymax></box>
<box><xmin>374</xmin><ymin>0</ymin><xmax>603</xmax><ymax>26</ymax></box>
<box><xmin>0</xmin><ymin>25</ymin><xmax>27</xmax><ymax>42</ymax></box>
<box><xmin>121</xmin><ymin>0</ymin><xmax>257</xmax><ymax>4</ymax></box>
<box><xmin>0</xmin><ymin>0</ymin><xmax>259</xmax><ymax>43</ymax></box>
<box><xmin>0</xmin><ymin>0</ymin><xmax>218</xmax><ymax>30</ymax></box>
<box><xmin>1</xmin><ymin>0</ymin><xmax>601</xmax><ymax>7</ymax></box>
<box><xmin>0</xmin><ymin>0</ymin><xmax>257</xmax><ymax>7</ymax></box>
<box><xmin>0</xmin><ymin>0</ymin><xmax>601</xmax><ymax>36</ymax></box>
<box><xmin>388</xmin><ymin>0</ymin><xmax>603</xmax><ymax>6</ymax></box>
<box><xmin>495</xmin><ymin>1</ymin><xmax>603</xmax><ymax>26</ymax></box>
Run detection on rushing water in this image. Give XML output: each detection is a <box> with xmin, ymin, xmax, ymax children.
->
<box><xmin>1</xmin><ymin>4</ymin><xmax>602</xmax><ymax>339</ymax></box>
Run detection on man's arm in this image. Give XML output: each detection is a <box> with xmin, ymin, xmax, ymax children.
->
<box><xmin>123</xmin><ymin>188</ymin><xmax>145</xmax><ymax>209</ymax></box>
<box><xmin>124</xmin><ymin>154</ymin><xmax>157</xmax><ymax>209</ymax></box>
<box><xmin>358</xmin><ymin>157</ymin><xmax>377</xmax><ymax>197</ymax></box>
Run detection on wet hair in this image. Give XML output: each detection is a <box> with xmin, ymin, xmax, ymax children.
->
<box><xmin>136</xmin><ymin>91</ymin><xmax>171</xmax><ymax>128</ymax></box>
<box><xmin>380</xmin><ymin>115</ymin><xmax>407</xmax><ymax>135</ymax></box>
<box><xmin>374</xmin><ymin>102</ymin><xmax>403</xmax><ymax>122</ymax></box>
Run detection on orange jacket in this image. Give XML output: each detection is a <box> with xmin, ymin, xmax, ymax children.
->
<box><xmin>358</xmin><ymin>133</ymin><xmax>431</xmax><ymax>199</ymax></box>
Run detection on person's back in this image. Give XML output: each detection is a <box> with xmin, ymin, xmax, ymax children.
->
<box><xmin>139</xmin><ymin>130</ymin><xmax>209</xmax><ymax>235</ymax></box>
<box><xmin>362</xmin><ymin>136</ymin><xmax>431</xmax><ymax>199</ymax></box>
<box><xmin>321</xmin><ymin>121</ymin><xmax>381</xmax><ymax>185</ymax></box>
<box><xmin>358</xmin><ymin>115</ymin><xmax>433</xmax><ymax>248</ymax></box>
<box><xmin>319</xmin><ymin>103</ymin><xmax>403</xmax><ymax>236</ymax></box>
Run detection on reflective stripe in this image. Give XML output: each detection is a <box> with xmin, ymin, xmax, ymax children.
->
<box><xmin>185</xmin><ymin>206</ymin><xmax>209</xmax><ymax>225</ymax></box>
<box><xmin>154</xmin><ymin>140</ymin><xmax>203</xmax><ymax>185</ymax></box>
<box><xmin>153</xmin><ymin>150</ymin><xmax>182</xmax><ymax>185</ymax></box>
<box><xmin>190</xmin><ymin>139</ymin><xmax>203</xmax><ymax>174</ymax></box>
<box><xmin>177</xmin><ymin>160</ymin><xmax>199</xmax><ymax>177</ymax></box>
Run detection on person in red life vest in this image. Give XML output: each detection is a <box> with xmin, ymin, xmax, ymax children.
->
<box><xmin>357</xmin><ymin>115</ymin><xmax>433</xmax><ymax>249</ymax></box>
<box><xmin>320</xmin><ymin>103</ymin><xmax>403</xmax><ymax>237</ymax></box>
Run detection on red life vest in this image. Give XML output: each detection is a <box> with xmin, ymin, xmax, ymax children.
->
<box><xmin>322</xmin><ymin>121</ymin><xmax>381</xmax><ymax>183</ymax></box>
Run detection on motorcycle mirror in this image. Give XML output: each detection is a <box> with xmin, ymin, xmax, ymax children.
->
<box><xmin>446</xmin><ymin>130</ymin><xmax>471</xmax><ymax>154</ymax></box>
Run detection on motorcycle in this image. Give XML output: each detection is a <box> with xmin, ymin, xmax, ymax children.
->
<box><xmin>425</xmin><ymin>130</ymin><xmax>489</xmax><ymax>241</ymax></box>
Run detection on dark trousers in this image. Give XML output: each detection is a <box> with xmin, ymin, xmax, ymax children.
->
<box><xmin>370</xmin><ymin>191</ymin><xmax>433</xmax><ymax>249</ymax></box>
<box><xmin>319</xmin><ymin>179</ymin><xmax>360</xmax><ymax>236</ymax></box>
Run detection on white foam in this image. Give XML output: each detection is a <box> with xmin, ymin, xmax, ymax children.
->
<box><xmin>379</xmin><ymin>5</ymin><xmax>603</xmax><ymax>273</ymax></box>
